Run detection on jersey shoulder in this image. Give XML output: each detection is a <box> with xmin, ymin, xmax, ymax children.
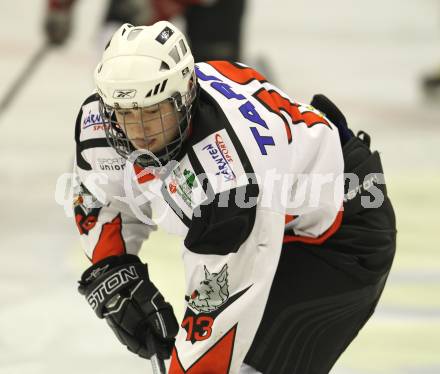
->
<box><xmin>75</xmin><ymin>92</ymin><xmax>105</xmax><ymax>144</ymax></box>
<box><xmin>196</xmin><ymin>61</ymin><xmax>267</xmax><ymax>86</ymax></box>
<box><xmin>192</xmin><ymin>62</ymin><xmax>293</xmax><ymax>180</ymax></box>
<box><xmin>188</xmin><ymin>83</ymin><xmax>256</xmax><ymax>194</ymax></box>
<box><xmin>75</xmin><ymin>92</ymin><xmax>123</xmax><ymax>172</ymax></box>
<box><xmin>162</xmin><ymin>79</ymin><xmax>259</xmax><ymax>255</ymax></box>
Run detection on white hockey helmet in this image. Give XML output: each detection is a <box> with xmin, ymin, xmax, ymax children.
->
<box><xmin>95</xmin><ymin>21</ymin><xmax>196</xmax><ymax>167</ymax></box>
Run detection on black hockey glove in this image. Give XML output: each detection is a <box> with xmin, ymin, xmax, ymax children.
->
<box><xmin>78</xmin><ymin>254</ymin><xmax>179</xmax><ymax>360</ymax></box>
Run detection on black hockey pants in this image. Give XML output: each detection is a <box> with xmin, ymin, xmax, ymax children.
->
<box><xmin>244</xmin><ymin>132</ymin><xmax>397</xmax><ymax>374</ymax></box>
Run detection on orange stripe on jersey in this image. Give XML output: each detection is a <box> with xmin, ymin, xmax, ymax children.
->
<box><xmin>75</xmin><ymin>213</ymin><xmax>97</xmax><ymax>235</ymax></box>
<box><xmin>92</xmin><ymin>214</ymin><xmax>126</xmax><ymax>264</ymax></box>
<box><xmin>283</xmin><ymin>210</ymin><xmax>343</xmax><ymax>246</ymax></box>
<box><xmin>207</xmin><ymin>62</ymin><xmax>330</xmax><ymax>136</ymax></box>
<box><xmin>254</xmin><ymin>89</ymin><xmax>332</xmax><ymax>141</ymax></box>
<box><xmin>285</xmin><ymin>214</ymin><xmax>296</xmax><ymax>225</ymax></box>
<box><xmin>207</xmin><ymin>61</ymin><xmax>267</xmax><ymax>85</ymax></box>
<box><xmin>133</xmin><ymin>164</ymin><xmax>156</xmax><ymax>184</ymax></box>
<box><xmin>169</xmin><ymin>325</ymin><xmax>237</xmax><ymax>374</ymax></box>
<box><xmin>254</xmin><ymin>88</ymin><xmax>293</xmax><ymax>143</ymax></box>
<box><xmin>300</xmin><ymin>110</ymin><xmax>332</xmax><ymax>128</ymax></box>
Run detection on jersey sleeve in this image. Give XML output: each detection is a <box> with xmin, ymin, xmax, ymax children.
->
<box><xmin>72</xmin><ymin>169</ymin><xmax>154</xmax><ymax>264</ymax></box>
<box><xmin>73</xmin><ymin>94</ymin><xmax>156</xmax><ymax>264</ymax></box>
<box><xmin>283</xmin><ymin>103</ymin><xmax>345</xmax><ymax>244</ymax></box>
<box><xmin>171</xmin><ymin>205</ymin><xmax>285</xmax><ymax>374</ymax></box>
<box><xmin>209</xmin><ymin>60</ymin><xmax>344</xmax><ymax>241</ymax></box>
<box><xmin>184</xmin><ymin>183</ymin><xmax>259</xmax><ymax>255</ymax></box>
<box><xmin>168</xmin><ymin>93</ymin><xmax>285</xmax><ymax>373</ymax></box>
<box><xmin>202</xmin><ymin>61</ymin><xmax>344</xmax><ymax>243</ymax></box>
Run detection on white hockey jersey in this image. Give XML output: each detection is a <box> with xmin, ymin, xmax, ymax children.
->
<box><xmin>73</xmin><ymin>61</ymin><xmax>344</xmax><ymax>373</ymax></box>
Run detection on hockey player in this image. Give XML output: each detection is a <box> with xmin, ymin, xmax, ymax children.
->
<box><xmin>73</xmin><ymin>22</ymin><xmax>396</xmax><ymax>374</ymax></box>
<box><xmin>422</xmin><ymin>67</ymin><xmax>440</xmax><ymax>96</ymax></box>
<box><xmin>44</xmin><ymin>0</ymin><xmax>246</xmax><ymax>62</ymax></box>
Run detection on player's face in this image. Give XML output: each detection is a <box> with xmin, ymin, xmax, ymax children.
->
<box><xmin>115</xmin><ymin>100</ymin><xmax>180</xmax><ymax>153</ymax></box>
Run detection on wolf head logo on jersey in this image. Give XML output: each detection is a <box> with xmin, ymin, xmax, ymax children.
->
<box><xmin>189</xmin><ymin>264</ymin><xmax>229</xmax><ymax>313</ymax></box>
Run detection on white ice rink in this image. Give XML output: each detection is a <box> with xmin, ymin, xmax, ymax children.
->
<box><xmin>0</xmin><ymin>1</ymin><xmax>439</xmax><ymax>373</ymax></box>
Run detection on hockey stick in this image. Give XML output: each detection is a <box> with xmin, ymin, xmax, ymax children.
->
<box><xmin>146</xmin><ymin>331</ymin><xmax>167</xmax><ymax>374</ymax></box>
<box><xmin>0</xmin><ymin>43</ymin><xmax>50</xmax><ymax>118</ymax></box>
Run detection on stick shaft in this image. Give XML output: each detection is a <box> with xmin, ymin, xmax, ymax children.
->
<box><xmin>146</xmin><ymin>332</ymin><xmax>167</xmax><ymax>374</ymax></box>
<box><xmin>0</xmin><ymin>43</ymin><xmax>50</xmax><ymax>116</ymax></box>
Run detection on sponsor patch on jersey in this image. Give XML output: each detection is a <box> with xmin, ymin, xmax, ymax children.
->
<box><xmin>83</xmin><ymin>109</ymin><xmax>103</xmax><ymax>129</ymax></box>
<box><xmin>155</xmin><ymin>26</ymin><xmax>174</xmax><ymax>44</ymax></box>
<box><xmin>163</xmin><ymin>156</ymin><xmax>207</xmax><ymax>217</ymax></box>
<box><xmin>97</xmin><ymin>157</ymin><xmax>126</xmax><ymax>171</ymax></box>
<box><xmin>193</xmin><ymin>130</ymin><xmax>247</xmax><ymax>194</ymax></box>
